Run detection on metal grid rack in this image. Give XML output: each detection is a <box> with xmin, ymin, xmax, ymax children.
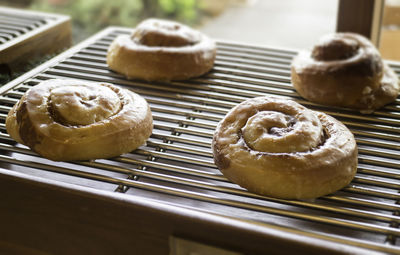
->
<box><xmin>0</xmin><ymin>8</ymin><xmax>48</xmax><ymax>45</ymax></box>
<box><xmin>0</xmin><ymin>6</ymin><xmax>71</xmax><ymax>71</ymax></box>
<box><xmin>0</xmin><ymin>27</ymin><xmax>400</xmax><ymax>254</ymax></box>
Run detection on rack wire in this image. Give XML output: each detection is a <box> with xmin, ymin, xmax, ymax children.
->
<box><xmin>0</xmin><ymin>6</ymin><xmax>70</xmax><ymax>72</ymax></box>
<box><xmin>0</xmin><ymin>27</ymin><xmax>400</xmax><ymax>254</ymax></box>
<box><xmin>0</xmin><ymin>8</ymin><xmax>49</xmax><ymax>45</ymax></box>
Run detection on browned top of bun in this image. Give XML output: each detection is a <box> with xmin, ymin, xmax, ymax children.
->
<box><xmin>291</xmin><ymin>33</ymin><xmax>399</xmax><ymax>112</ymax></box>
<box><xmin>6</xmin><ymin>79</ymin><xmax>153</xmax><ymax>161</ymax></box>
<box><xmin>293</xmin><ymin>33</ymin><xmax>383</xmax><ymax>79</ymax></box>
<box><xmin>107</xmin><ymin>18</ymin><xmax>216</xmax><ymax>81</ymax></box>
<box><xmin>212</xmin><ymin>96</ymin><xmax>358</xmax><ymax>199</ymax></box>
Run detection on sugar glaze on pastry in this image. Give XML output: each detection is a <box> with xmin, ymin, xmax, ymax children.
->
<box><xmin>107</xmin><ymin>18</ymin><xmax>216</xmax><ymax>81</ymax></box>
<box><xmin>6</xmin><ymin>79</ymin><xmax>153</xmax><ymax>161</ymax></box>
<box><xmin>291</xmin><ymin>32</ymin><xmax>399</xmax><ymax>113</ymax></box>
<box><xmin>212</xmin><ymin>96</ymin><xmax>358</xmax><ymax>200</ymax></box>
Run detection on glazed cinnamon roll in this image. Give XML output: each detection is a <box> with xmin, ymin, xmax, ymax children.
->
<box><xmin>107</xmin><ymin>18</ymin><xmax>216</xmax><ymax>81</ymax></box>
<box><xmin>212</xmin><ymin>96</ymin><xmax>357</xmax><ymax>200</ymax></box>
<box><xmin>291</xmin><ymin>33</ymin><xmax>399</xmax><ymax>113</ymax></box>
<box><xmin>6</xmin><ymin>79</ymin><xmax>153</xmax><ymax>161</ymax></box>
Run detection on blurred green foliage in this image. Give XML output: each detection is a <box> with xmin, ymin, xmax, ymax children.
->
<box><xmin>30</xmin><ymin>0</ymin><xmax>205</xmax><ymax>43</ymax></box>
<box><xmin>159</xmin><ymin>0</ymin><xmax>198</xmax><ymax>21</ymax></box>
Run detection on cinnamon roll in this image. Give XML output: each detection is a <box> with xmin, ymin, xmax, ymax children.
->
<box><xmin>212</xmin><ymin>96</ymin><xmax>357</xmax><ymax>200</ymax></box>
<box><xmin>6</xmin><ymin>79</ymin><xmax>153</xmax><ymax>161</ymax></box>
<box><xmin>291</xmin><ymin>33</ymin><xmax>399</xmax><ymax>113</ymax></box>
<box><xmin>107</xmin><ymin>18</ymin><xmax>216</xmax><ymax>81</ymax></box>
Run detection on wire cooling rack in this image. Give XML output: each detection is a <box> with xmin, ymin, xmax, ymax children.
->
<box><xmin>0</xmin><ymin>27</ymin><xmax>400</xmax><ymax>254</ymax></box>
<box><xmin>0</xmin><ymin>6</ymin><xmax>70</xmax><ymax>71</ymax></box>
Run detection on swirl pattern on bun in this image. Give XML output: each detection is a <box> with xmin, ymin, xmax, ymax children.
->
<box><xmin>212</xmin><ymin>96</ymin><xmax>357</xmax><ymax>200</ymax></box>
<box><xmin>6</xmin><ymin>79</ymin><xmax>153</xmax><ymax>161</ymax></box>
<box><xmin>291</xmin><ymin>33</ymin><xmax>399</xmax><ymax>113</ymax></box>
<box><xmin>107</xmin><ymin>18</ymin><xmax>216</xmax><ymax>81</ymax></box>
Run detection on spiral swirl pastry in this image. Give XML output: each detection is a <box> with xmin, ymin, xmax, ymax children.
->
<box><xmin>107</xmin><ymin>18</ymin><xmax>216</xmax><ymax>81</ymax></box>
<box><xmin>212</xmin><ymin>96</ymin><xmax>357</xmax><ymax>200</ymax></box>
<box><xmin>291</xmin><ymin>33</ymin><xmax>399</xmax><ymax>113</ymax></box>
<box><xmin>6</xmin><ymin>79</ymin><xmax>153</xmax><ymax>161</ymax></box>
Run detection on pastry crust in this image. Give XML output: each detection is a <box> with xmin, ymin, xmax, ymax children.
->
<box><xmin>212</xmin><ymin>96</ymin><xmax>358</xmax><ymax>200</ymax></box>
<box><xmin>107</xmin><ymin>18</ymin><xmax>216</xmax><ymax>81</ymax></box>
<box><xmin>291</xmin><ymin>33</ymin><xmax>399</xmax><ymax>113</ymax></box>
<box><xmin>6</xmin><ymin>79</ymin><xmax>153</xmax><ymax>161</ymax></box>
